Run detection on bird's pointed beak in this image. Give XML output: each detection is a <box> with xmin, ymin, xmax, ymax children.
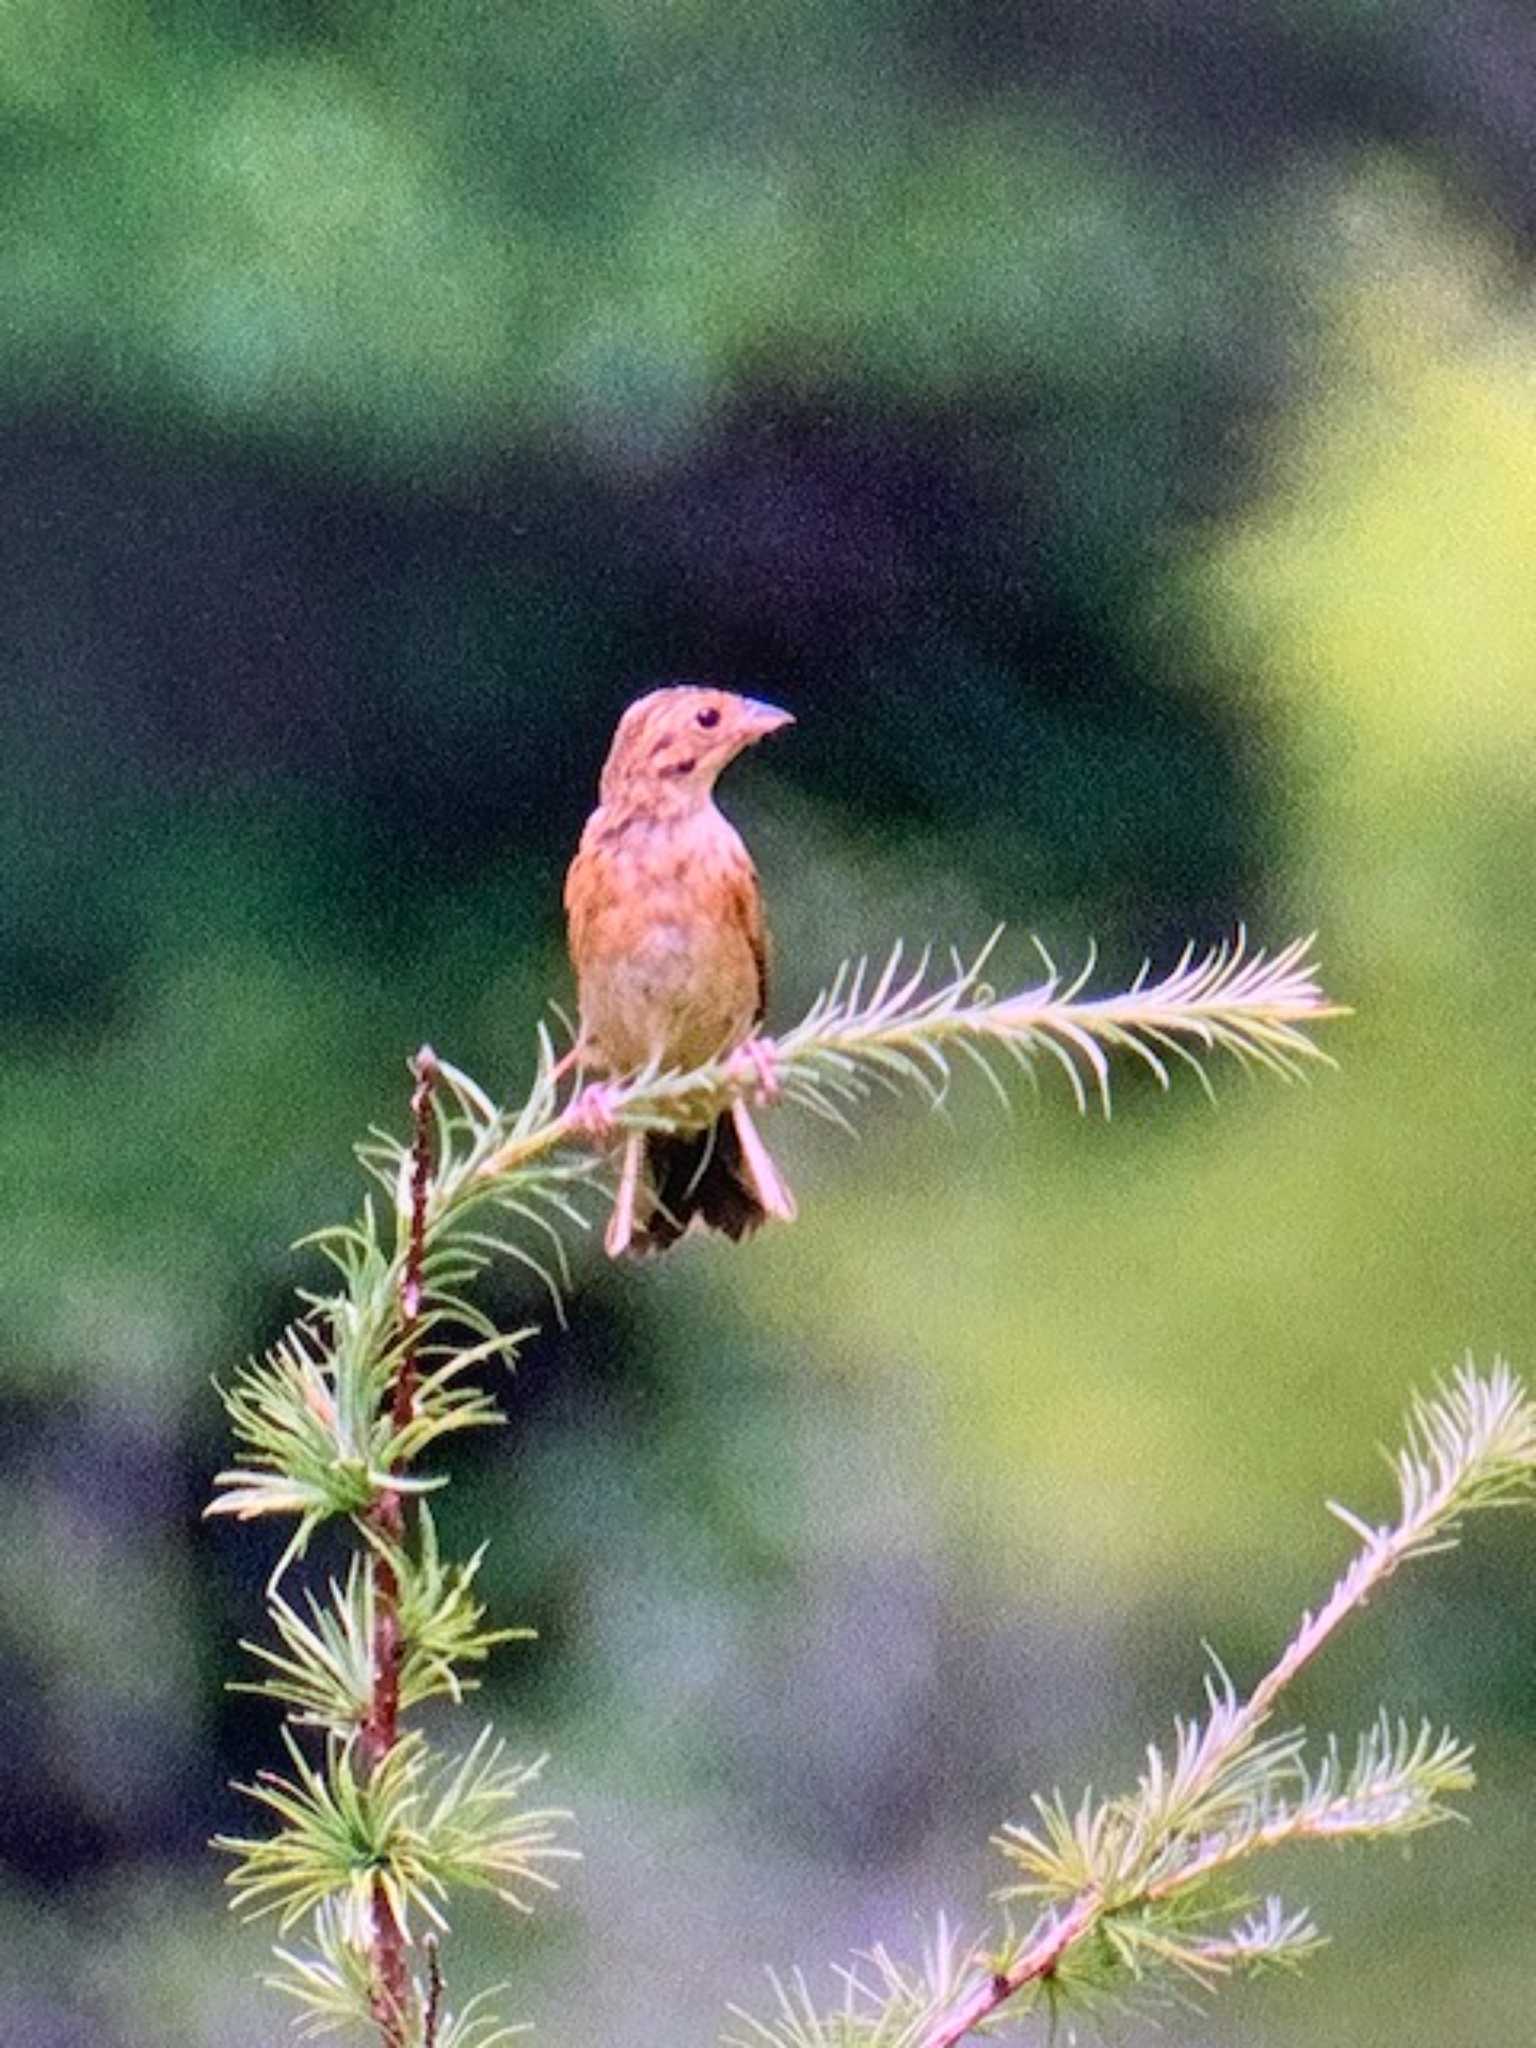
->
<box><xmin>741</xmin><ymin>698</ymin><xmax>795</xmax><ymax>738</ymax></box>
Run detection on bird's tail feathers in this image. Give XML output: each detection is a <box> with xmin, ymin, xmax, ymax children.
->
<box><xmin>637</xmin><ymin>1115</ymin><xmax>762</xmax><ymax>1253</ymax></box>
<box><xmin>603</xmin><ymin>1108</ymin><xmax>795</xmax><ymax>1257</ymax></box>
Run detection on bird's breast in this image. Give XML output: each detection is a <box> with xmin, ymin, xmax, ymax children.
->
<box><xmin>570</xmin><ymin>810</ymin><xmax>760</xmax><ymax>1072</ymax></box>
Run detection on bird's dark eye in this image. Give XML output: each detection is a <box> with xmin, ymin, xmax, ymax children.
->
<box><xmin>696</xmin><ymin>706</ymin><xmax>721</xmax><ymax>729</ymax></box>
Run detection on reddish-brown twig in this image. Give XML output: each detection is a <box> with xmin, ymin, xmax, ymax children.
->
<box><xmin>362</xmin><ymin>1044</ymin><xmax>439</xmax><ymax>2045</ymax></box>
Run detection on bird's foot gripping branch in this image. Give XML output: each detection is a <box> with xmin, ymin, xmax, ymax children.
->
<box><xmin>209</xmin><ymin>930</ymin><xmax>1354</xmax><ymax>2044</ymax></box>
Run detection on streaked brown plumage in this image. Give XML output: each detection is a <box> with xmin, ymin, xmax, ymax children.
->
<box><xmin>563</xmin><ymin>684</ymin><xmax>797</xmax><ymax>1255</ymax></box>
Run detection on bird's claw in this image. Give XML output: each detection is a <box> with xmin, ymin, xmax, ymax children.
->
<box><xmin>727</xmin><ymin>1036</ymin><xmax>783</xmax><ymax>1104</ymax></box>
<box><xmin>568</xmin><ymin>1081</ymin><xmax>622</xmax><ymax>1141</ymax></box>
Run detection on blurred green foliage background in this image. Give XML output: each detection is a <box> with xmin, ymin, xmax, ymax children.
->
<box><xmin>2</xmin><ymin>3</ymin><xmax>1533</xmax><ymax>2042</ymax></box>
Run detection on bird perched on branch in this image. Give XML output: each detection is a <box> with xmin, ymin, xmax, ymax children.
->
<box><xmin>563</xmin><ymin>684</ymin><xmax>798</xmax><ymax>1257</ymax></box>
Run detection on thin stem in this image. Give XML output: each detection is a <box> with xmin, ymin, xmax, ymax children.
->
<box><xmin>363</xmin><ymin>1045</ymin><xmax>439</xmax><ymax>2046</ymax></box>
<box><xmin>397</xmin><ymin>1044</ymin><xmax>438</xmax><ymax>1429</ymax></box>
<box><xmin>922</xmin><ymin>1382</ymin><xmax>1510</xmax><ymax>2047</ymax></box>
<box><xmin>472</xmin><ymin>932</ymin><xmax>1342</xmax><ymax>1186</ymax></box>
<box><xmin>921</xmin><ymin>1898</ymin><xmax>1094</xmax><ymax>2048</ymax></box>
<box><xmin>423</xmin><ymin>1936</ymin><xmax>444</xmax><ymax>2048</ymax></box>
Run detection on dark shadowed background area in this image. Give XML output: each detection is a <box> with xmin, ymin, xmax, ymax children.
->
<box><xmin>2</xmin><ymin>3</ymin><xmax>1534</xmax><ymax>2042</ymax></box>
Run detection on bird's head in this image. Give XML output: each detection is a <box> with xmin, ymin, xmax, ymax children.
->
<box><xmin>598</xmin><ymin>685</ymin><xmax>794</xmax><ymax>810</ymax></box>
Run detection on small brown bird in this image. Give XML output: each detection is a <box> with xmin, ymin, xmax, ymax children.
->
<box><xmin>563</xmin><ymin>684</ymin><xmax>797</xmax><ymax>1256</ymax></box>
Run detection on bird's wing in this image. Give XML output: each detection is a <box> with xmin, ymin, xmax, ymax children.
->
<box><xmin>563</xmin><ymin>823</ymin><xmax>605</xmax><ymax>973</ymax></box>
<box><xmin>725</xmin><ymin>846</ymin><xmax>770</xmax><ymax>1025</ymax></box>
